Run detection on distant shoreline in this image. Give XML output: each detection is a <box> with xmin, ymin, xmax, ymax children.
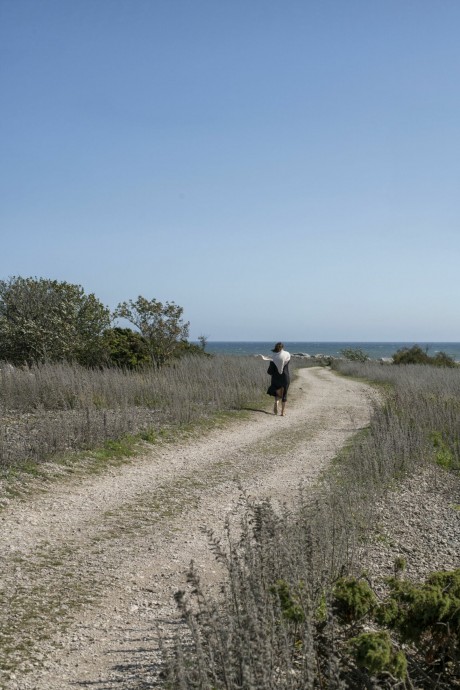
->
<box><xmin>194</xmin><ymin>341</ymin><xmax>460</xmax><ymax>361</ymax></box>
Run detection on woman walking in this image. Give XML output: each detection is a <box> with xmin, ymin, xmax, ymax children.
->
<box><xmin>259</xmin><ymin>342</ymin><xmax>291</xmax><ymax>415</ymax></box>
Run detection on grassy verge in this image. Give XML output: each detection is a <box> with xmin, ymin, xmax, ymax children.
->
<box><xmin>0</xmin><ymin>357</ymin><xmax>313</xmax><ymax>502</ymax></box>
<box><xmin>0</xmin><ymin>405</ymin><xmax>265</xmax><ymax>506</ymax></box>
<box><xmin>0</xmin><ymin>355</ymin><xmax>277</xmax><ymax>499</ymax></box>
<box><xmin>0</xmin><ymin>355</ymin><xmax>269</xmax><ymax>468</ymax></box>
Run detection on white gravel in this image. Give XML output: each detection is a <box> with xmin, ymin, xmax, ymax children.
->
<box><xmin>360</xmin><ymin>463</ymin><xmax>460</xmax><ymax>586</ymax></box>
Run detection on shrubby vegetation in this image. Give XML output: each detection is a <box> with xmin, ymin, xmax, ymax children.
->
<box><xmin>376</xmin><ymin>569</ymin><xmax>460</xmax><ymax>662</ymax></box>
<box><xmin>392</xmin><ymin>344</ymin><xmax>457</xmax><ymax>367</ymax></box>
<box><xmin>338</xmin><ymin>344</ymin><xmax>457</xmax><ymax>367</ymax></box>
<box><xmin>0</xmin><ymin>276</ymin><xmax>198</xmax><ymax>368</ymax></box>
<box><xmin>339</xmin><ymin>347</ymin><xmax>369</xmax><ymax>363</ymax></box>
<box><xmin>100</xmin><ymin>327</ymin><xmax>203</xmax><ymax>369</ymax></box>
<box><xmin>101</xmin><ymin>327</ymin><xmax>153</xmax><ymax>369</ymax></box>
<box><xmin>348</xmin><ymin>630</ymin><xmax>407</xmax><ymax>681</ymax></box>
<box><xmin>331</xmin><ymin>565</ymin><xmax>460</xmax><ymax>680</ymax></box>
<box><xmin>164</xmin><ymin>360</ymin><xmax>460</xmax><ymax>688</ymax></box>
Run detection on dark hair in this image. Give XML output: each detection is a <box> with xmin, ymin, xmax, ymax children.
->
<box><xmin>272</xmin><ymin>342</ymin><xmax>284</xmax><ymax>353</ymax></box>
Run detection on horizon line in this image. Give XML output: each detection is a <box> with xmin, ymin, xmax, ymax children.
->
<box><xmin>192</xmin><ymin>339</ymin><xmax>460</xmax><ymax>343</ymax></box>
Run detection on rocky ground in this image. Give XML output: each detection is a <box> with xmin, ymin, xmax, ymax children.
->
<box><xmin>361</xmin><ymin>462</ymin><xmax>460</xmax><ymax>586</ymax></box>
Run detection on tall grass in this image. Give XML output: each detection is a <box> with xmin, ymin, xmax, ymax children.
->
<box><xmin>167</xmin><ymin>500</ymin><xmax>346</xmax><ymax>690</ymax></box>
<box><xmin>0</xmin><ymin>356</ymin><xmax>270</xmax><ymax>467</ymax></box>
<box><xmin>333</xmin><ymin>360</ymin><xmax>460</xmax><ymax>473</ymax></box>
<box><xmin>164</xmin><ymin>362</ymin><xmax>460</xmax><ymax>688</ymax></box>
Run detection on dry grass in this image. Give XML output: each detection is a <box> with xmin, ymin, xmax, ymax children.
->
<box><xmin>0</xmin><ymin>356</ymin><xmax>271</xmax><ymax>468</ymax></box>
<box><xmin>333</xmin><ymin>360</ymin><xmax>460</xmax><ymax>475</ymax></box>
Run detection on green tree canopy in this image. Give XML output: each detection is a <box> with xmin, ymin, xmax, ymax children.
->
<box><xmin>101</xmin><ymin>327</ymin><xmax>153</xmax><ymax>369</ymax></box>
<box><xmin>0</xmin><ymin>276</ymin><xmax>110</xmax><ymax>365</ymax></box>
<box><xmin>113</xmin><ymin>296</ymin><xmax>190</xmax><ymax>366</ymax></box>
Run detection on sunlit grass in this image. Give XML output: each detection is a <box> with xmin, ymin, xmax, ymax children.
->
<box><xmin>0</xmin><ymin>355</ymin><xmax>269</xmax><ymax>470</ymax></box>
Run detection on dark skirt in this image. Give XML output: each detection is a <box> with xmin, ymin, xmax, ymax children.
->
<box><xmin>266</xmin><ymin>362</ymin><xmax>290</xmax><ymax>400</ymax></box>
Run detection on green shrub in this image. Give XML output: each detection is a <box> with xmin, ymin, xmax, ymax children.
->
<box><xmin>101</xmin><ymin>327</ymin><xmax>153</xmax><ymax>369</ymax></box>
<box><xmin>392</xmin><ymin>345</ymin><xmax>431</xmax><ymax>365</ymax></box>
<box><xmin>350</xmin><ymin>631</ymin><xmax>407</xmax><ymax>679</ymax></box>
<box><xmin>270</xmin><ymin>579</ymin><xmax>304</xmax><ymax>624</ymax></box>
<box><xmin>340</xmin><ymin>347</ymin><xmax>369</xmax><ymax>362</ymax></box>
<box><xmin>113</xmin><ymin>295</ymin><xmax>190</xmax><ymax>366</ymax></box>
<box><xmin>432</xmin><ymin>351</ymin><xmax>458</xmax><ymax>368</ymax></box>
<box><xmin>392</xmin><ymin>345</ymin><xmax>456</xmax><ymax>367</ymax></box>
<box><xmin>332</xmin><ymin>576</ymin><xmax>377</xmax><ymax>623</ymax></box>
<box><xmin>377</xmin><ymin>569</ymin><xmax>460</xmax><ymax>663</ymax></box>
<box><xmin>173</xmin><ymin>340</ymin><xmax>209</xmax><ymax>359</ymax></box>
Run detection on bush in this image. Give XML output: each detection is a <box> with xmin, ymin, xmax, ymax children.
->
<box><xmin>392</xmin><ymin>345</ymin><xmax>456</xmax><ymax>368</ymax></box>
<box><xmin>392</xmin><ymin>345</ymin><xmax>431</xmax><ymax>365</ymax></box>
<box><xmin>340</xmin><ymin>348</ymin><xmax>369</xmax><ymax>363</ymax></box>
<box><xmin>113</xmin><ymin>295</ymin><xmax>190</xmax><ymax>366</ymax></box>
<box><xmin>101</xmin><ymin>328</ymin><xmax>152</xmax><ymax>369</ymax></box>
<box><xmin>349</xmin><ymin>631</ymin><xmax>407</xmax><ymax>679</ymax></box>
<box><xmin>378</xmin><ymin>569</ymin><xmax>460</xmax><ymax>663</ymax></box>
<box><xmin>432</xmin><ymin>351</ymin><xmax>457</xmax><ymax>368</ymax></box>
<box><xmin>332</xmin><ymin>577</ymin><xmax>377</xmax><ymax>623</ymax></box>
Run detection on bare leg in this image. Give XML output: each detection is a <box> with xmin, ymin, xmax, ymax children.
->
<box><xmin>280</xmin><ymin>388</ymin><xmax>286</xmax><ymax>415</ymax></box>
<box><xmin>274</xmin><ymin>388</ymin><xmax>283</xmax><ymax>414</ymax></box>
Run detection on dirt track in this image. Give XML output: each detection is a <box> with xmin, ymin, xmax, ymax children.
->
<box><xmin>0</xmin><ymin>367</ymin><xmax>374</xmax><ymax>689</ymax></box>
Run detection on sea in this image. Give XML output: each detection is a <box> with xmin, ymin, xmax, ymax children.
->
<box><xmin>198</xmin><ymin>342</ymin><xmax>460</xmax><ymax>361</ymax></box>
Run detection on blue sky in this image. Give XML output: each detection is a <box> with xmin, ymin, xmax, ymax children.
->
<box><xmin>1</xmin><ymin>0</ymin><xmax>459</xmax><ymax>341</ymax></box>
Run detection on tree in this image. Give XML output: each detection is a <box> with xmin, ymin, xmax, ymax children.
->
<box><xmin>197</xmin><ymin>334</ymin><xmax>208</xmax><ymax>351</ymax></box>
<box><xmin>101</xmin><ymin>327</ymin><xmax>153</xmax><ymax>369</ymax></box>
<box><xmin>0</xmin><ymin>276</ymin><xmax>110</xmax><ymax>365</ymax></box>
<box><xmin>113</xmin><ymin>296</ymin><xmax>190</xmax><ymax>365</ymax></box>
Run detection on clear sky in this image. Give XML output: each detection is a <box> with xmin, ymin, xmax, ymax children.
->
<box><xmin>1</xmin><ymin>0</ymin><xmax>459</xmax><ymax>341</ymax></box>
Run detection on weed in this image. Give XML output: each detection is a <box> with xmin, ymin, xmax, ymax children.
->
<box><xmin>349</xmin><ymin>630</ymin><xmax>407</xmax><ymax>679</ymax></box>
<box><xmin>332</xmin><ymin>576</ymin><xmax>377</xmax><ymax>623</ymax></box>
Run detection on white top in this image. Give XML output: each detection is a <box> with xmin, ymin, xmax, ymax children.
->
<box><xmin>259</xmin><ymin>350</ymin><xmax>291</xmax><ymax>374</ymax></box>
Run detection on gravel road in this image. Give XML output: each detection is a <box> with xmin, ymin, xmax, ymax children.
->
<box><xmin>0</xmin><ymin>368</ymin><xmax>377</xmax><ymax>689</ymax></box>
